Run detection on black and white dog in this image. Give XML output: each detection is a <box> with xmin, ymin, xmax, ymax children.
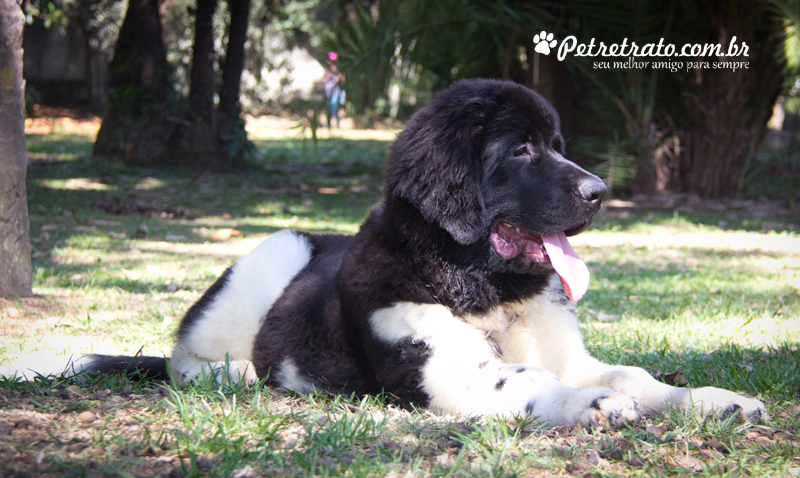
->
<box><xmin>6</xmin><ymin>79</ymin><xmax>766</xmax><ymax>428</ymax></box>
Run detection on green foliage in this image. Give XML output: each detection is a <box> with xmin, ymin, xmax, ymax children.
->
<box><xmin>221</xmin><ymin>120</ymin><xmax>258</xmax><ymax>162</ymax></box>
<box><xmin>766</xmin><ymin>0</ymin><xmax>800</xmax><ymax>75</ymax></box>
<box><xmin>322</xmin><ymin>0</ymin><xmax>551</xmax><ymax>116</ymax></box>
<box><xmin>22</xmin><ymin>0</ymin><xmax>68</xmax><ymax>27</ymax></box>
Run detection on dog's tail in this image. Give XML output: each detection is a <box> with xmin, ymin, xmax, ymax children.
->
<box><xmin>0</xmin><ymin>352</ymin><xmax>170</xmax><ymax>381</ymax></box>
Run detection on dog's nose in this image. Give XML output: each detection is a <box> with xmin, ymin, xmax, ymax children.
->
<box><xmin>577</xmin><ymin>177</ymin><xmax>608</xmax><ymax>206</ymax></box>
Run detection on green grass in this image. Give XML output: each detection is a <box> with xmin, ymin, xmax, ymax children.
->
<box><xmin>1</xmin><ymin>131</ymin><xmax>798</xmax><ymax>477</ymax></box>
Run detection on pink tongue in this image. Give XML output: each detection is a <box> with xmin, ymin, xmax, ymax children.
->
<box><xmin>542</xmin><ymin>233</ymin><xmax>590</xmax><ymax>302</ymax></box>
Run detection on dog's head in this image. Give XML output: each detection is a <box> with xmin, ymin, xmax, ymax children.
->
<box><xmin>385</xmin><ymin>79</ymin><xmax>607</xmax><ymax>301</ymax></box>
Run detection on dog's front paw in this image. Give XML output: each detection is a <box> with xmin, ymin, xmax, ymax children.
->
<box><xmin>685</xmin><ymin>387</ymin><xmax>768</xmax><ymax>422</ymax></box>
<box><xmin>582</xmin><ymin>392</ymin><xmax>641</xmax><ymax>429</ymax></box>
<box><xmin>546</xmin><ymin>386</ymin><xmax>641</xmax><ymax>430</ymax></box>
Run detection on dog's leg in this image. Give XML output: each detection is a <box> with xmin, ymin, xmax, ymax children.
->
<box><xmin>561</xmin><ymin>359</ymin><xmax>768</xmax><ymax>422</ymax></box>
<box><xmin>495</xmin><ymin>276</ymin><xmax>767</xmax><ymax>422</ymax></box>
<box><xmin>171</xmin><ymin>230</ymin><xmax>312</xmax><ymax>386</ymax></box>
<box><xmin>369</xmin><ymin>302</ymin><xmax>640</xmax><ymax>428</ymax></box>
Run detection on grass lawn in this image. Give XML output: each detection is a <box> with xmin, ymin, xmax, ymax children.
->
<box><xmin>1</xmin><ymin>125</ymin><xmax>799</xmax><ymax>477</ymax></box>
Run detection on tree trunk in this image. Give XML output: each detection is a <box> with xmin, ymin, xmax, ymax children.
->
<box><xmin>216</xmin><ymin>0</ymin><xmax>252</xmax><ymax>164</ymax></box>
<box><xmin>93</xmin><ymin>0</ymin><xmax>172</xmax><ymax>164</ymax></box>
<box><xmin>219</xmin><ymin>0</ymin><xmax>251</xmax><ymax>126</ymax></box>
<box><xmin>189</xmin><ymin>0</ymin><xmax>217</xmax><ymax>124</ymax></box>
<box><xmin>172</xmin><ymin>0</ymin><xmax>229</xmax><ymax>167</ymax></box>
<box><xmin>675</xmin><ymin>0</ymin><xmax>782</xmax><ymax>198</ymax></box>
<box><xmin>0</xmin><ymin>0</ymin><xmax>33</xmax><ymax>297</ymax></box>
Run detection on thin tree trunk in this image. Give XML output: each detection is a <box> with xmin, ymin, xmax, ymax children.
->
<box><xmin>219</xmin><ymin>0</ymin><xmax>251</xmax><ymax>124</ymax></box>
<box><xmin>0</xmin><ymin>0</ymin><xmax>33</xmax><ymax>297</ymax></box>
<box><xmin>215</xmin><ymin>0</ymin><xmax>252</xmax><ymax>165</ymax></box>
<box><xmin>189</xmin><ymin>0</ymin><xmax>218</xmax><ymax>124</ymax></box>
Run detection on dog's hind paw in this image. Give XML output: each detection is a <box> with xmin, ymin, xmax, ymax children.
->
<box><xmin>685</xmin><ymin>386</ymin><xmax>769</xmax><ymax>422</ymax></box>
<box><xmin>216</xmin><ymin>360</ymin><xmax>259</xmax><ymax>386</ymax></box>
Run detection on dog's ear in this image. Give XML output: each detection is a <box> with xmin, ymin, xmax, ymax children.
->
<box><xmin>386</xmin><ymin>95</ymin><xmax>494</xmax><ymax>245</ymax></box>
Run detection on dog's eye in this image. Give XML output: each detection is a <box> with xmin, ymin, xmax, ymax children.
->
<box><xmin>511</xmin><ymin>146</ymin><xmax>529</xmax><ymax>158</ymax></box>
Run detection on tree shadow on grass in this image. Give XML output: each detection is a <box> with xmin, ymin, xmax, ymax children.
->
<box><xmin>25</xmin><ymin>139</ymin><xmax>386</xmax><ymax>292</ymax></box>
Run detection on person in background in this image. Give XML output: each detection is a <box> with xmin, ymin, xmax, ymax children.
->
<box><xmin>324</xmin><ymin>52</ymin><xmax>346</xmax><ymax>129</ymax></box>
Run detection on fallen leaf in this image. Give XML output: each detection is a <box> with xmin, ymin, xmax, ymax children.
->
<box><xmin>583</xmin><ymin>449</ymin><xmax>609</xmax><ymax>467</ymax></box>
<box><xmin>228</xmin><ymin>465</ymin><xmax>256</xmax><ymax>478</ymax></box>
<box><xmin>14</xmin><ymin>419</ymin><xmax>32</xmax><ymax>429</ymax></box>
<box><xmin>627</xmin><ymin>455</ymin><xmax>645</xmax><ymax>467</ymax></box>
<box><xmin>672</xmin><ymin>454</ymin><xmax>704</xmax><ymax>472</ymax></box>
<box><xmin>66</xmin><ymin>442</ymin><xmax>88</xmax><ymax>454</ymax></box>
<box><xmin>616</xmin><ymin>438</ymin><xmax>634</xmax><ymax>450</ymax></box>
<box><xmin>646</xmin><ymin>424</ymin><xmax>669</xmax><ymax>435</ymax></box>
<box><xmin>209</xmin><ymin>228</ymin><xmax>243</xmax><ymax>241</ymax></box>
<box><xmin>754</xmin><ymin>436</ymin><xmax>772</xmax><ymax>448</ymax></box>
<box><xmin>698</xmin><ymin>449</ymin><xmax>722</xmax><ymax>460</ymax></box>
<box><xmin>434</xmin><ymin>453</ymin><xmax>453</xmax><ymax>466</ymax></box>
<box><xmin>93</xmin><ymin>390</ymin><xmax>110</xmax><ymax>400</ymax></box>
<box><xmin>703</xmin><ymin>439</ymin><xmax>729</xmax><ymax>454</ymax></box>
<box><xmin>772</xmin><ymin>431</ymin><xmax>792</xmax><ymax>441</ymax></box>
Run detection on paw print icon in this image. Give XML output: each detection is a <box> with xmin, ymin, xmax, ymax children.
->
<box><xmin>533</xmin><ymin>31</ymin><xmax>557</xmax><ymax>55</ymax></box>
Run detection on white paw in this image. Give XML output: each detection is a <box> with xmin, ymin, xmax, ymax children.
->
<box><xmin>219</xmin><ymin>360</ymin><xmax>258</xmax><ymax>386</ymax></box>
<box><xmin>539</xmin><ymin>386</ymin><xmax>641</xmax><ymax>429</ymax></box>
<box><xmin>175</xmin><ymin>359</ymin><xmax>259</xmax><ymax>387</ymax></box>
<box><xmin>580</xmin><ymin>392</ymin><xmax>642</xmax><ymax>429</ymax></box>
<box><xmin>686</xmin><ymin>387</ymin><xmax>768</xmax><ymax>422</ymax></box>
